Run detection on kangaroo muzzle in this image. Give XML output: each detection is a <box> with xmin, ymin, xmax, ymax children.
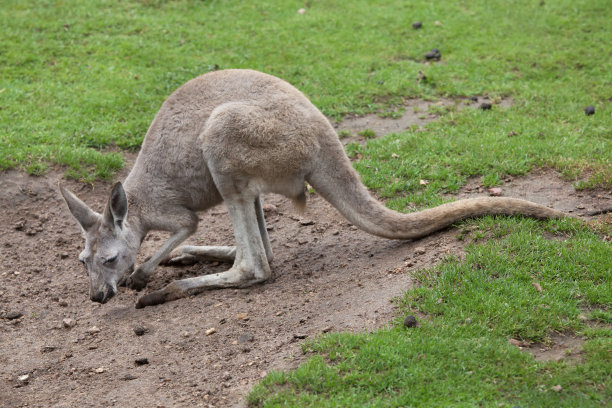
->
<box><xmin>90</xmin><ymin>285</ymin><xmax>116</xmax><ymax>304</ymax></box>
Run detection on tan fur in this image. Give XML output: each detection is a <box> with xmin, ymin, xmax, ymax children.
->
<box><xmin>60</xmin><ymin>69</ymin><xmax>567</xmax><ymax>307</ymax></box>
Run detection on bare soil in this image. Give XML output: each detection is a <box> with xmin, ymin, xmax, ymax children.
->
<box><xmin>334</xmin><ymin>96</ymin><xmax>512</xmax><ymax>145</ymax></box>
<box><xmin>1</xmin><ymin>165</ymin><xmax>609</xmax><ymax>408</ymax></box>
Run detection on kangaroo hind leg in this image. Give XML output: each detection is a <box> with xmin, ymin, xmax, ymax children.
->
<box><xmin>163</xmin><ymin>196</ymin><xmax>273</xmax><ymax>266</ymax></box>
<box><xmin>136</xmin><ymin>195</ymin><xmax>272</xmax><ymax>308</ymax></box>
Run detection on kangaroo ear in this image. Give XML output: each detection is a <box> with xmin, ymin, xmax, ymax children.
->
<box><xmin>104</xmin><ymin>182</ymin><xmax>128</xmax><ymax>230</ymax></box>
<box><xmin>59</xmin><ymin>184</ymin><xmax>100</xmax><ymax>231</ymax></box>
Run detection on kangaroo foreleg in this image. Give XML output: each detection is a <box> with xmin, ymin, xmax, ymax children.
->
<box><xmin>125</xmin><ymin>227</ymin><xmax>194</xmax><ymax>291</ymax></box>
<box><xmin>136</xmin><ymin>196</ymin><xmax>271</xmax><ymax>308</ymax></box>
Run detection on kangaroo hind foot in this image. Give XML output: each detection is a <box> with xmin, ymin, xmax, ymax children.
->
<box><xmin>162</xmin><ymin>245</ymin><xmax>237</xmax><ymax>265</ymax></box>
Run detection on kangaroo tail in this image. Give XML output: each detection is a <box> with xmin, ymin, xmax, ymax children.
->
<box><xmin>306</xmin><ymin>137</ymin><xmax>566</xmax><ymax>240</ymax></box>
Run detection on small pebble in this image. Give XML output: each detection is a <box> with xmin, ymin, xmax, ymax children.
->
<box><xmin>584</xmin><ymin>105</ymin><xmax>595</xmax><ymax>115</ymax></box>
<box><xmin>238</xmin><ymin>333</ymin><xmax>255</xmax><ymax>343</ymax></box>
<box><xmin>6</xmin><ymin>311</ymin><xmax>23</xmax><ymax>320</ymax></box>
<box><xmin>488</xmin><ymin>187</ymin><xmax>503</xmax><ymax>196</ymax></box>
<box><xmin>62</xmin><ymin>318</ymin><xmax>76</xmax><ymax>328</ymax></box>
<box><xmin>262</xmin><ymin>203</ymin><xmax>278</xmax><ymax>213</ymax></box>
<box><xmin>133</xmin><ymin>326</ymin><xmax>148</xmax><ymax>336</ymax></box>
<box><xmin>86</xmin><ymin>326</ymin><xmax>101</xmax><ymax>334</ymax></box>
<box><xmin>205</xmin><ymin>327</ymin><xmax>216</xmax><ymax>336</ymax></box>
<box><xmin>480</xmin><ymin>102</ymin><xmax>492</xmax><ymax>110</ymax></box>
<box><xmin>403</xmin><ymin>315</ymin><xmax>418</xmax><ymax>328</ymax></box>
<box><xmin>412</xmin><ymin>21</ymin><xmax>422</xmax><ymax>29</ymax></box>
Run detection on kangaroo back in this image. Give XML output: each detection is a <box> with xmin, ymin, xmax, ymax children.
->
<box><xmin>307</xmin><ymin>131</ymin><xmax>566</xmax><ymax>240</ymax></box>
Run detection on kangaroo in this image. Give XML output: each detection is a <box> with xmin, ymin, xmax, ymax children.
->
<box><xmin>60</xmin><ymin>69</ymin><xmax>566</xmax><ymax>308</ymax></box>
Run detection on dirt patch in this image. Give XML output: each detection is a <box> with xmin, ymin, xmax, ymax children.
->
<box><xmin>451</xmin><ymin>168</ymin><xmax>612</xmax><ymax>217</ymax></box>
<box><xmin>0</xmin><ymin>167</ymin><xmax>463</xmax><ymax>408</ymax></box>
<box><xmin>511</xmin><ymin>333</ymin><xmax>585</xmax><ymax>363</ymax></box>
<box><xmin>334</xmin><ymin>96</ymin><xmax>512</xmax><ymax>145</ymax></box>
<box><xmin>0</xmin><ymin>166</ymin><xmax>609</xmax><ymax>407</ymax></box>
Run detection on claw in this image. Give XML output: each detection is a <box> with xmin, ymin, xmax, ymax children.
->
<box><xmin>118</xmin><ymin>264</ymin><xmax>135</xmax><ymax>287</ymax></box>
<box><xmin>126</xmin><ymin>273</ymin><xmax>148</xmax><ymax>291</ymax></box>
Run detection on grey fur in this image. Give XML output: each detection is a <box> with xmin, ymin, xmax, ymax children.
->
<box><xmin>60</xmin><ymin>69</ymin><xmax>567</xmax><ymax>307</ymax></box>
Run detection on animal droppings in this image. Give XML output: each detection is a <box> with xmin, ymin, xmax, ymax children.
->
<box><xmin>135</xmin><ymin>358</ymin><xmax>149</xmax><ymax>366</ymax></box>
<box><xmin>424</xmin><ymin>48</ymin><xmax>441</xmax><ymax>61</ymax></box>
<box><xmin>403</xmin><ymin>315</ymin><xmax>418</xmax><ymax>328</ymax></box>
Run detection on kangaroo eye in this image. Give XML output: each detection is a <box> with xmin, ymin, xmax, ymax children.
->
<box><xmin>103</xmin><ymin>256</ymin><xmax>118</xmax><ymax>265</ymax></box>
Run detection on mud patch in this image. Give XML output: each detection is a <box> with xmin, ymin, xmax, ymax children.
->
<box><xmin>334</xmin><ymin>96</ymin><xmax>512</xmax><ymax>145</ymax></box>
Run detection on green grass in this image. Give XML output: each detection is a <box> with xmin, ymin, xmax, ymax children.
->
<box><xmin>2</xmin><ymin>0</ymin><xmax>611</xmax><ymax>406</ymax></box>
<box><xmin>358</xmin><ymin>128</ymin><xmax>377</xmax><ymax>139</ymax></box>
<box><xmin>249</xmin><ymin>218</ymin><xmax>611</xmax><ymax>407</ymax></box>
<box><xmin>1</xmin><ymin>0</ymin><xmax>610</xmax><ymax>181</ymax></box>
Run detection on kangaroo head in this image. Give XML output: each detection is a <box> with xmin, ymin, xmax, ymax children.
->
<box><xmin>60</xmin><ymin>182</ymin><xmax>139</xmax><ymax>304</ymax></box>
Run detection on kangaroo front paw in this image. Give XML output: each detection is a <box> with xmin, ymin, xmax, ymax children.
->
<box><xmin>135</xmin><ymin>283</ymin><xmax>183</xmax><ymax>309</ymax></box>
<box><xmin>126</xmin><ymin>270</ymin><xmax>148</xmax><ymax>291</ymax></box>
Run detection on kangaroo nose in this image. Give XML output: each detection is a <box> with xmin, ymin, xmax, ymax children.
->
<box><xmin>91</xmin><ymin>291</ymin><xmax>105</xmax><ymax>303</ymax></box>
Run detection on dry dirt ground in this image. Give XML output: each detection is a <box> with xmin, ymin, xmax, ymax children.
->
<box><xmin>1</xmin><ymin>100</ymin><xmax>610</xmax><ymax>407</ymax></box>
<box><xmin>1</xmin><ymin>166</ymin><xmax>609</xmax><ymax>408</ymax></box>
